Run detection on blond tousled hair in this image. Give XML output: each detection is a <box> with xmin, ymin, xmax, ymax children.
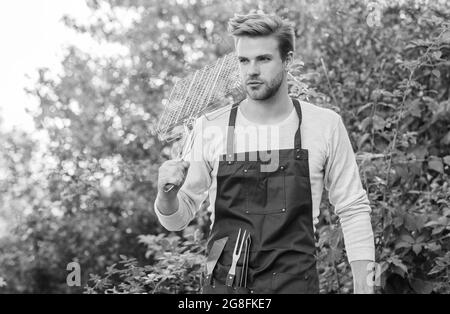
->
<box><xmin>227</xmin><ymin>13</ymin><xmax>295</xmax><ymax>61</ymax></box>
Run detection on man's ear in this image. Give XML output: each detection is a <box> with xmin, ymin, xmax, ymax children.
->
<box><xmin>284</xmin><ymin>51</ymin><xmax>294</xmax><ymax>70</ymax></box>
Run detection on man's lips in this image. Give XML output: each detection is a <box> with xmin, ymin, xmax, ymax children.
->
<box><xmin>247</xmin><ymin>81</ymin><xmax>263</xmax><ymax>86</ymax></box>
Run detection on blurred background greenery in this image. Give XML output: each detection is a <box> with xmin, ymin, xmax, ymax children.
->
<box><xmin>0</xmin><ymin>0</ymin><xmax>449</xmax><ymax>294</ymax></box>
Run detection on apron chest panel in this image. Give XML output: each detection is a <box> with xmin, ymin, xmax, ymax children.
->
<box><xmin>202</xmin><ymin>98</ymin><xmax>319</xmax><ymax>294</ymax></box>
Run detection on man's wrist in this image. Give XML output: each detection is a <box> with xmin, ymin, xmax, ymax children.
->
<box><xmin>155</xmin><ymin>193</ymin><xmax>179</xmax><ymax>216</ymax></box>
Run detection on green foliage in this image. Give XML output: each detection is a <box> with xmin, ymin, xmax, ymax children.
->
<box><xmin>0</xmin><ymin>0</ymin><xmax>449</xmax><ymax>294</ymax></box>
<box><xmin>304</xmin><ymin>0</ymin><xmax>450</xmax><ymax>293</ymax></box>
<box><xmin>85</xmin><ymin>230</ymin><xmax>206</xmax><ymax>294</ymax></box>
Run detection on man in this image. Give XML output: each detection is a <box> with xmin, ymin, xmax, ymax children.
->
<box><xmin>155</xmin><ymin>13</ymin><xmax>375</xmax><ymax>294</ymax></box>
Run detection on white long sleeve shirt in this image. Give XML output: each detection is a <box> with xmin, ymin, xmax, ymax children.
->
<box><xmin>154</xmin><ymin>100</ymin><xmax>375</xmax><ymax>263</ymax></box>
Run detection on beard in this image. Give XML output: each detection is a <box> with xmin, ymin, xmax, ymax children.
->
<box><xmin>244</xmin><ymin>70</ymin><xmax>284</xmax><ymax>100</ymax></box>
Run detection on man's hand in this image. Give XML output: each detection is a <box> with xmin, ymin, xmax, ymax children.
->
<box><xmin>156</xmin><ymin>160</ymin><xmax>190</xmax><ymax>215</ymax></box>
<box><xmin>157</xmin><ymin>160</ymin><xmax>190</xmax><ymax>194</ymax></box>
<box><xmin>350</xmin><ymin>260</ymin><xmax>375</xmax><ymax>294</ymax></box>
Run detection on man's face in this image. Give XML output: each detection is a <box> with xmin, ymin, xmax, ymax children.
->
<box><xmin>236</xmin><ymin>36</ymin><xmax>285</xmax><ymax>100</ymax></box>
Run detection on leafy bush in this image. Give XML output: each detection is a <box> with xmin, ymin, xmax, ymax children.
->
<box><xmin>85</xmin><ymin>228</ymin><xmax>206</xmax><ymax>294</ymax></box>
<box><xmin>302</xmin><ymin>0</ymin><xmax>450</xmax><ymax>293</ymax></box>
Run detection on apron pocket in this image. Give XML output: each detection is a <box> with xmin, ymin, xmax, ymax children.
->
<box><xmin>201</xmin><ymin>262</ymin><xmax>251</xmax><ymax>294</ymax></box>
<box><xmin>246</xmin><ymin>171</ymin><xmax>286</xmax><ymax>214</ymax></box>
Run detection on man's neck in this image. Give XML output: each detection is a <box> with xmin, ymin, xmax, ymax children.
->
<box><xmin>240</xmin><ymin>86</ymin><xmax>293</xmax><ymax>125</ymax></box>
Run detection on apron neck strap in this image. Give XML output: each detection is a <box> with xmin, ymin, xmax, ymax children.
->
<box><xmin>226</xmin><ymin>100</ymin><xmax>240</xmax><ymax>159</ymax></box>
<box><xmin>292</xmin><ymin>98</ymin><xmax>303</xmax><ymax>149</ymax></box>
<box><xmin>226</xmin><ymin>97</ymin><xmax>303</xmax><ymax>156</ymax></box>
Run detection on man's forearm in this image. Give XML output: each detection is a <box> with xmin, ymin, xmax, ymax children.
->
<box><xmin>154</xmin><ymin>192</ymin><xmax>195</xmax><ymax>231</ymax></box>
<box><xmin>350</xmin><ymin>260</ymin><xmax>375</xmax><ymax>294</ymax></box>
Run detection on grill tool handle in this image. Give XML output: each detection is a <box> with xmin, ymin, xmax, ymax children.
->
<box><xmin>163</xmin><ymin>183</ymin><xmax>176</xmax><ymax>193</ymax></box>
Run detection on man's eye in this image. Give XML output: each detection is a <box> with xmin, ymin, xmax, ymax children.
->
<box><xmin>239</xmin><ymin>59</ymin><xmax>248</xmax><ymax>64</ymax></box>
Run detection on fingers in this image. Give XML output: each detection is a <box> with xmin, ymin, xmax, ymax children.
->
<box><xmin>158</xmin><ymin>159</ymin><xmax>190</xmax><ymax>194</ymax></box>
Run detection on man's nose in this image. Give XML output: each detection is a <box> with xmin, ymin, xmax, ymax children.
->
<box><xmin>247</xmin><ymin>61</ymin><xmax>260</xmax><ymax>76</ymax></box>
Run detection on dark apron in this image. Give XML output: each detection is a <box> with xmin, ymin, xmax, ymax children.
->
<box><xmin>201</xmin><ymin>98</ymin><xmax>319</xmax><ymax>294</ymax></box>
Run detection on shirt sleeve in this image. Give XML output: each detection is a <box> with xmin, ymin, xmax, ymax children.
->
<box><xmin>324</xmin><ymin>115</ymin><xmax>375</xmax><ymax>263</ymax></box>
<box><xmin>154</xmin><ymin>118</ymin><xmax>212</xmax><ymax>231</ymax></box>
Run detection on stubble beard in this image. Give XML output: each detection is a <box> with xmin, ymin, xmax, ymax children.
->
<box><xmin>245</xmin><ymin>70</ymin><xmax>284</xmax><ymax>101</ymax></box>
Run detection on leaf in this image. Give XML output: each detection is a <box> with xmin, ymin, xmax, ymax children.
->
<box><xmin>380</xmin><ymin>90</ymin><xmax>394</xmax><ymax>97</ymax></box>
<box><xmin>408</xmin><ymin>98</ymin><xmax>422</xmax><ymax>118</ymax></box>
<box><xmin>412</xmin><ymin>146</ymin><xmax>428</xmax><ymax>160</ymax></box>
<box><xmin>372</xmin><ymin>115</ymin><xmax>386</xmax><ymax>130</ymax></box>
<box><xmin>432</xmin><ymin>51</ymin><xmax>442</xmax><ymax>60</ymax></box>
<box><xmin>424</xmin><ymin>220</ymin><xmax>440</xmax><ymax>228</ymax></box>
<box><xmin>401</xmin><ymin>60</ymin><xmax>420</xmax><ymax>71</ymax></box>
<box><xmin>442</xmin><ymin>31</ymin><xmax>450</xmax><ymax>43</ymax></box>
<box><xmin>428</xmin><ymin>265</ymin><xmax>444</xmax><ymax>275</ymax></box>
<box><xmin>432</xmin><ymin>225</ymin><xmax>446</xmax><ymax>235</ymax></box>
<box><xmin>357</xmin><ymin>133</ymin><xmax>371</xmax><ymax>149</ymax></box>
<box><xmin>415</xmin><ymin>234</ymin><xmax>427</xmax><ymax>243</ymax></box>
<box><xmin>392</xmin><ymin>265</ymin><xmax>407</xmax><ymax>278</ymax></box>
<box><xmin>426</xmin><ymin>242</ymin><xmax>441</xmax><ymax>252</ymax></box>
<box><xmin>326</xmin><ymin>248</ymin><xmax>343</xmax><ymax>265</ymax></box>
<box><xmin>106</xmin><ymin>263</ymin><xmax>117</xmax><ymax>274</ymax></box>
<box><xmin>399</xmin><ymin>233</ymin><xmax>415</xmax><ymax>244</ymax></box>
<box><xmin>380</xmin><ymin>261</ymin><xmax>390</xmax><ymax>273</ymax></box>
<box><xmin>160</xmin><ymin>238</ymin><xmax>170</xmax><ymax>250</ymax></box>
<box><xmin>414</xmin><ymin>215</ymin><xmax>427</xmax><ymax>231</ymax></box>
<box><xmin>409</xmin><ymin>106</ymin><xmax>422</xmax><ymax>118</ymax></box>
<box><xmin>393</xmin><ymin>216</ymin><xmax>404</xmax><ymax>228</ymax></box>
<box><xmin>171</xmin><ymin>237</ymin><xmax>180</xmax><ymax>248</ymax></box>
<box><xmin>444</xmin><ymin>208</ymin><xmax>450</xmax><ymax>217</ymax></box>
<box><xmin>360</xmin><ymin>116</ymin><xmax>371</xmax><ymax>131</ymax></box>
<box><xmin>404</xmin><ymin>214</ymin><xmax>418</xmax><ymax>231</ymax></box>
<box><xmin>430</xmin><ymin>15</ymin><xmax>444</xmax><ymax>24</ymax></box>
<box><xmin>138</xmin><ymin>234</ymin><xmax>156</xmax><ymax>246</ymax></box>
<box><xmin>442</xmin><ymin>132</ymin><xmax>450</xmax><ymax>145</ymax></box>
<box><xmin>395</xmin><ymin>241</ymin><xmax>412</xmax><ymax>250</ymax></box>
<box><xmin>443</xmin><ymin>156</ymin><xmax>450</xmax><ymax>166</ymax></box>
<box><xmin>431</xmin><ymin>69</ymin><xmax>441</xmax><ymax>78</ymax></box>
<box><xmin>378</xmin><ymin>102</ymin><xmax>397</xmax><ymax>110</ymax></box>
<box><xmin>412</xmin><ymin>244</ymin><xmax>422</xmax><ymax>255</ymax></box>
<box><xmin>410</xmin><ymin>279</ymin><xmax>434</xmax><ymax>294</ymax></box>
<box><xmin>393</xmin><ymin>262</ymin><xmax>408</xmax><ymax>275</ymax></box>
<box><xmin>437</xmin><ymin>216</ymin><xmax>448</xmax><ymax>225</ymax></box>
<box><xmin>0</xmin><ymin>277</ymin><xmax>6</xmax><ymax>288</ymax></box>
<box><xmin>89</xmin><ymin>274</ymin><xmax>101</xmax><ymax>282</ymax></box>
<box><xmin>357</xmin><ymin>102</ymin><xmax>373</xmax><ymax>115</ymax></box>
<box><xmin>428</xmin><ymin>157</ymin><xmax>444</xmax><ymax>173</ymax></box>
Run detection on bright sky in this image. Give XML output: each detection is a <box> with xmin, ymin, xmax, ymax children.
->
<box><xmin>0</xmin><ymin>0</ymin><xmax>118</xmax><ymax>132</ymax></box>
<box><xmin>0</xmin><ymin>1</ymin><xmax>133</xmax><ymax>238</ymax></box>
<box><xmin>0</xmin><ymin>1</ymin><xmax>95</xmax><ymax>237</ymax></box>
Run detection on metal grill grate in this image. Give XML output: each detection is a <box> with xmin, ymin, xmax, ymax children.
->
<box><xmin>155</xmin><ymin>52</ymin><xmax>245</xmax><ymax>142</ymax></box>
